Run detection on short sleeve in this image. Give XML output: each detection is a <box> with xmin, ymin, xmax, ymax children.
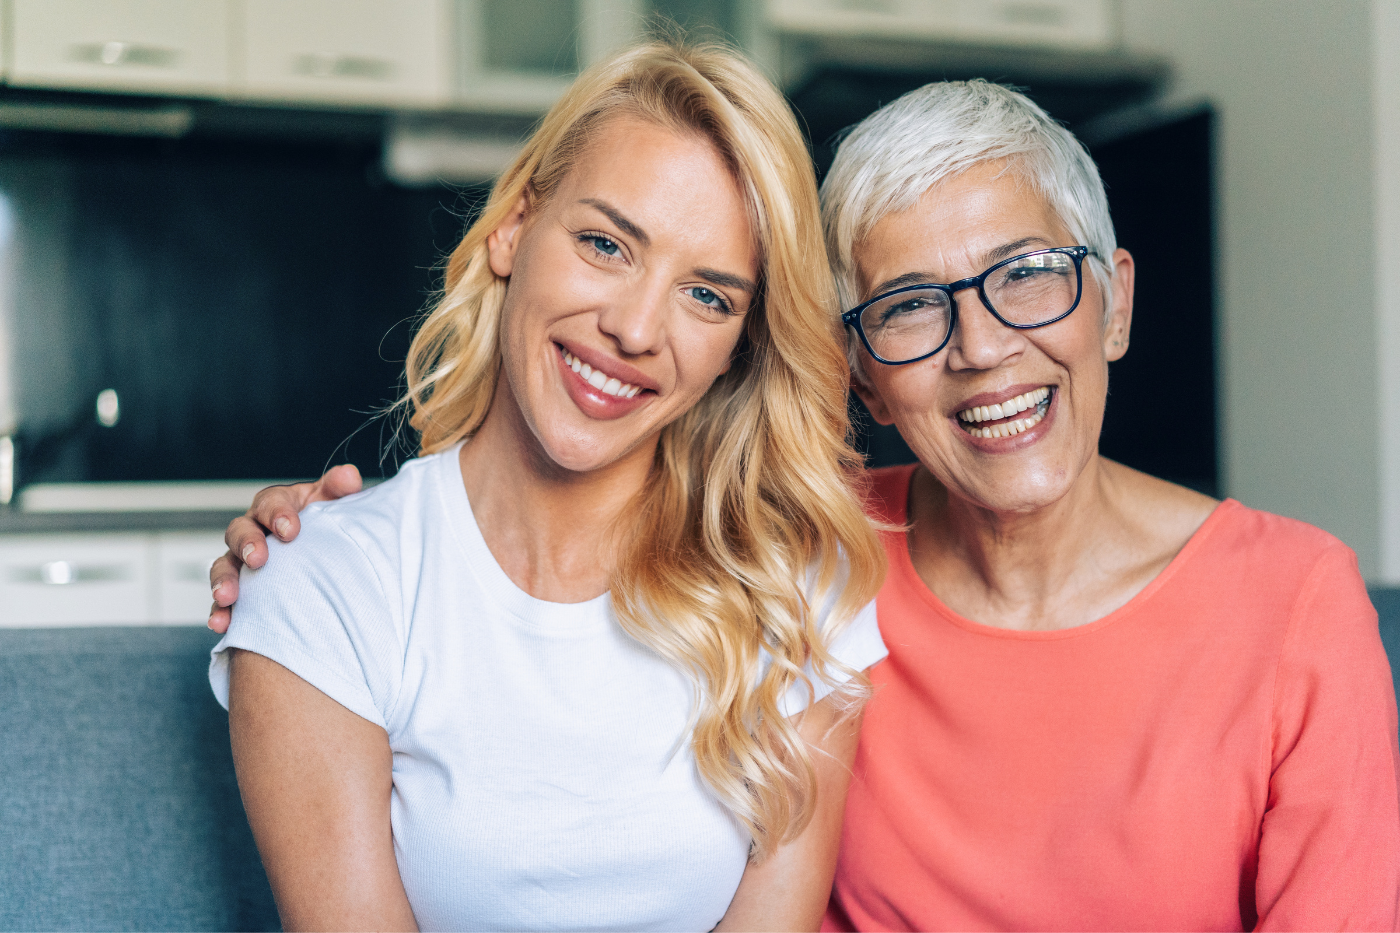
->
<box><xmin>777</xmin><ymin>598</ymin><xmax>886</xmax><ymax>717</ymax></box>
<box><xmin>1255</xmin><ymin>542</ymin><xmax>1400</xmax><ymax>930</ymax></box>
<box><xmin>208</xmin><ymin>506</ymin><xmax>403</xmax><ymax>732</ymax></box>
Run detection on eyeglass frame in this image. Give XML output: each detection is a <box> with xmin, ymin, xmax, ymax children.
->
<box><xmin>841</xmin><ymin>245</ymin><xmax>1094</xmax><ymax>366</ymax></box>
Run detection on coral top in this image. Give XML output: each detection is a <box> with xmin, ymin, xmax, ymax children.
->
<box><xmin>826</xmin><ymin>464</ymin><xmax>1400</xmax><ymax>932</ymax></box>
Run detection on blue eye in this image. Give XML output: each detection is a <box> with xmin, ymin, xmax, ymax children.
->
<box><xmin>585</xmin><ymin>235</ymin><xmax>620</xmax><ymax>256</ymax></box>
<box><xmin>689</xmin><ymin>286</ymin><xmax>732</xmax><ymax>314</ymax></box>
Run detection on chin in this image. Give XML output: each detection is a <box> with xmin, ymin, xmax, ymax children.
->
<box><xmin>951</xmin><ymin>459</ymin><xmax>1078</xmax><ymax>516</ymax></box>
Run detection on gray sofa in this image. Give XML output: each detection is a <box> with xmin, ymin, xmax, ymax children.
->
<box><xmin>3</xmin><ymin>594</ymin><xmax>1400</xmax><ymax>932</ymax></box>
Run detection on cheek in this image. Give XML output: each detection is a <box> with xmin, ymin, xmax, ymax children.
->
<box><xmin>673</xmin><ymin>319</ymin><xmax>746</xmax><ymax>396</ymax></box>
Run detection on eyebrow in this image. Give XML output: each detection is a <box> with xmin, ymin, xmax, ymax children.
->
<box><xmin>695</xmin><ymin>267</ymin><xmax>758</xmax><ymax>294</ymax></box>
<box><xmin>866</xmin><ymin>236</ymin><xmax>1055</xmax><ymax>298</ymax></box>
<box><xmin>579</xmin><ymin>198</ymin><xmax>649</xmax><ymax>247</ymax></box>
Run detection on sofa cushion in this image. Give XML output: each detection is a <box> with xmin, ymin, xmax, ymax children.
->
<box><xmin>0</xmin><ymin>627</ymin><xmax>277</xmax><ymax>932</ymax></box>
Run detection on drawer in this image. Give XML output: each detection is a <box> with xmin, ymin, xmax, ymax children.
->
<box><xmin>236</xmin><ymin>0</ymin><xmax>451</xmax><ymax>108</ymax></box>
<box><xmin>153</xmin><ymin>532</ymin><xmax>228</xmax><ymax>624</ymax></box>
<box><xmin>8</xmin><ymin>0</ymin><xmax>232</xmax><ymax>97</ymax></box>
<box><xmin>0</xmin><ymin>534</ymin><xmax>154</xmax><ymax>626</ymax></box>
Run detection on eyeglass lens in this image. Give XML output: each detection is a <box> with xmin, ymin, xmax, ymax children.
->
<box><xmin>858</xmin><ymin>251</ymin><xmax>1080</xmax><ymax>363</ymax></box>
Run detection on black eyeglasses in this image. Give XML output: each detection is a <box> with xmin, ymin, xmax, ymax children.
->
<box><xmin>842</xmin><ymin>246</ymin><xmax>1093</xmax><ymax>366</ymax></box>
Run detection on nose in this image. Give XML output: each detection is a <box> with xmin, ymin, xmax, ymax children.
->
<box><xmin>945</xmin><ymin>286</ymin><xmax>1023</xmax><ymax>372</ymax></box>
<box><xmin>596</xmin><ymin>276</ymin><xmax>668</xmax><ymax>357</ymax></box>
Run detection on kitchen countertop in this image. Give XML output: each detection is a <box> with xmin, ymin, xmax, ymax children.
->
<box><xmin>0</xmin><ymin>509</ymin><xmax>242</xmax><ymax>534</ymax></box>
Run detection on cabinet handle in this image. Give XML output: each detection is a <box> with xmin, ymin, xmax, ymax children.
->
<box><xmin>6</xmin><ymin>560</ymin><xmax>133</xmax><ymax>585</ymax></box>
<box><xmin>70</xmin><ymin>42</ymin><xmax>181</xmax><ymax>69</ymax></box>
<box><xmin>291</xmin><ymin>54</ymin><xmax>394</xmax><ymax>81</ymax></box>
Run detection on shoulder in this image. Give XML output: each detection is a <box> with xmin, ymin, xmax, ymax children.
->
<box><xmin>303</xmin><ymin>451</ymin><xmax>446</xmax><ymax>561</ymax></box>
<box><xmin>1169</xmin><ymin>497</ymin><xmax>1375</xmax><ymax>646</ymax></box>
<box><xmin>857</xmin><ymin>463</ymin><xmax>917</xmax><ymax>524</ymax></box>
<box><xmin>1198</xmin><ymin>499</ymin><xmax>1355</xmax><ymax>576</ymax></box>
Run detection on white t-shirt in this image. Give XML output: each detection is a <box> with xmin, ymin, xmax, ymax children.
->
<box><xmin>209</xmin><ymin>443</ymin><xmax>885</xmax><ymax>932</ymax></box>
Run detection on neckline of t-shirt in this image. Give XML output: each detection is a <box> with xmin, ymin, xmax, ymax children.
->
<box><xmin>884</xmin><ymin>462</ymin><xmax>1239</xmax><ymax>642</ymax></box>
<box><xmin>433</xmin><ymin>440</ymin><xmax>613</xmax><ymax>635</ymax></box>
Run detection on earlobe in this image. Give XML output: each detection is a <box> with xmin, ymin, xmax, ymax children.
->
<box><xmin>851</xmin><ymin>371</ymin><xmax>896</xmax><ymax>426</ymax></box>
<box><xmin>486</xmin><ymin>191</ymin><xmax>531</xmax><ymax>279</ymax></box>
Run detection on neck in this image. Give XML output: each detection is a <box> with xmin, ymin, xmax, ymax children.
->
<box><xmin>458</xmin><ymin>378</ymin><xmax>657</xmax><ymax>603</ymax></box>
<box><xmin>909</xmin><ymin>454</ymin><xmax>1128</xmax><ymax>630</ymax></box>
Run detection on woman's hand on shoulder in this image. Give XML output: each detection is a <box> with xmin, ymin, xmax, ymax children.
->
<box><xmin>229</xmin><ymin>649</ymin><xmax>416</xmax><ymax>931</ymax></box>
<box><xmin>716</xmin><ymin>691</ymin><xmax>864</xmax><ymax>932</ymax></box>
<box><xmin>208</xmin><ymin>465</ymin><xmax>363</xmax><ymax>633</ymax></box>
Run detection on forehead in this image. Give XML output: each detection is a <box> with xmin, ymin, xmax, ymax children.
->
<box><xmin>553</xmin><ymin>115</ymin><xmax>759</xmax><ymax>260</ymax></box>
<box><xmin>852</xmin><ymin>161</ymin><xmax>1070</xmax><ymax>294</ymax></box>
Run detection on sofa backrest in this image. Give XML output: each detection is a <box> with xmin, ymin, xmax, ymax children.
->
<box><xmin>1</xmin><ymin>593</ymin><xmax>1398</xmax><ymax>931</ymax></box>
<box><xmin>0</xmin><ymin>627</ymin><xmax>277</xmax><ymax>932</ymax></box>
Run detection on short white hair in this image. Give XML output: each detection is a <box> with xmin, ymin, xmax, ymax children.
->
<box><xmin>820</xmin><ymin>79</ymin><xmax>1117</xmax><ymax>372</ymax></box>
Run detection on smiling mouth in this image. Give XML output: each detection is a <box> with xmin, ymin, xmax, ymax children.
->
<box><xmin>956</xmin><ymin>386</ymin><xmax>1052</xmax><ymax>439</ymax></box>
<box><xmin>560</xmin><ymin>348</ymin><xmax>645</xmax><ymax>399</ymax></box>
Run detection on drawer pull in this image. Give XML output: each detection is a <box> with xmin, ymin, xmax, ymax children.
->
<box><xmin>291</xmin><ymin>53</ymin><xmax>394</xmax><ymax>81</ymax></box>
<box><xmin>6</xmin><ymin>561</ymin><xmax>133</xmax><ymax>585</ymax></box>
<box><xmin>71</xmin><ymin>42</ymin><xmax>180</xmax><ymax>69</ymax></box>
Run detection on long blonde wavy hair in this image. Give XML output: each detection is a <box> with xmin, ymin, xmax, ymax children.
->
<box><xmin>400</xmin><ymin>39</ymin><xmax>883</xmax><ymax>857</ymax></box>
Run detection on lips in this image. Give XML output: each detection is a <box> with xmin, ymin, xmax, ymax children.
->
<box><xmin>956</xmin><ymin>386</ymin><xmax>1051</xmax><ymax>439</ymax></box>
<box><xmin>553</xmin><ymin>342</ymin><xmax>655</xmax><ymax>421</ymax></box>
<box><xmin>561</xmin><ymin>348</ymin><xmax>643</xmax><ymax>398</ymax></box>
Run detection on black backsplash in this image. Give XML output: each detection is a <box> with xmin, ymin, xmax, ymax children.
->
<box><xmin>4</xmin><ymin>129</ymin><xmax>478</xmax><ymax>484</ymax></box>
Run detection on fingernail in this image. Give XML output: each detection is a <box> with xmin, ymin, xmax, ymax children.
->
<box><xmin>241</xmin><ymin>543</ymin><xmax>255</xmax><ymax>562</ymax></box>
<box><xmin>206</xmin><ymin>616</ymin><xmax>217</xmax><ymax>630</ymax></box>
<box><xmin>274</xmin><ymin>517</ymin><xmax>291</xmax><ymax>539</ymax></box>
<box><xmin>211</xmin><ymin>582</ymin><xmax>223</xmax><ymax>600</ymax></box>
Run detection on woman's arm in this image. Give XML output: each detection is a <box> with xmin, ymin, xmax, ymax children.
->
<box><xmin>716</xmin><ymin>691</ymin><xmax>863</xmax><ymax>932</ymax></box>
<box><xmin>229</xmin><ymin>649</ymin><xmax>417</xmax><ymax>932</ymax></box>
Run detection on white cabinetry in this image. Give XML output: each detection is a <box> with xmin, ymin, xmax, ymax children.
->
<box><xmin>767</xmin><ymin>0</ymin><xmax>1117</xmax><ymax>51</ymax></box>
<box><xmin>7</xmin><ymin>0</ymin><xmax>232</xmax><ymax>96</ymax></box>
<box><xmin>236</xmin><ymin>0</ymin><xmax>452</xmax><ymax>108</ymax></box>
<box><xmin>0</xmin><ymin>531</ymin><xmax>228</xmax><ymax>627</ymax></box>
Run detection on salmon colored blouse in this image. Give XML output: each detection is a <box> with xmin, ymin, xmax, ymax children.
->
<box><xmin>826</xmin><ymin>464</ymin><xmax>1400</xmax><ymax>932</ymax></box>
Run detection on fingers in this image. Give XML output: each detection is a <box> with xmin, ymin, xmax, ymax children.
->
<box><xmin>210</xmin><ymin>551</ymin><xmax>243</xmax><ymax>604</ymax></box>
<box><xmin>248</xmin><ymin>485</ymin><xmax>306</xmax><ymax>547</ymax></box>
<box><xmin>226</xmin><ymin>514</ymin><xmax>273</xmax><ymax>571</ymax></box>
<box><xmin>208</xmin><ymin>602</ymin><xmax>232</xmax><ymax>634</ymax></box>
<box><xmin>317</xmin><ymin>463</ymin><xmax>363</xmax><ymax>502</ymax></box>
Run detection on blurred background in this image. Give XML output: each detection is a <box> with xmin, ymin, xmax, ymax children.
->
<box><xmin>0</xmin><ymin>0</ymin><xmax>1397</xmax><ymax>610</ymax></box>
<box><xmin>0</xmin><ymin>5</ymin><xmax>1398</xmax><ymax>929</ymax></box>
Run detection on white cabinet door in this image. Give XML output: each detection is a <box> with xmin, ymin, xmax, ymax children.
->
<box><xmin>8</xmin><ymin>0</ymin><xmax>232</xmax><ymax>96</ymax></box>
<box><xmin>153</xmin><ymin>531</ymin><xmax>227</xmax><ymax>624</ymax></box>
<box><xmin>237</xmin><ymin>0</ymin><xmax>452</xmax><ymax>108</ymax></box>
<box><xmin>0</xmin><ymin>534</ymin><xmax>154</xmax><ymax>626</ymax></box>
<box><xmin>767</xmin><ymin>0</ymin><xmax>1116</xmax><ymax>50</ymax></box>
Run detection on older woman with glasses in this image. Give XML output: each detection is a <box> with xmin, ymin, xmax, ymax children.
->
<box><xmin>822</xmin><ymin>80</ymin><xmax>1400</xmax><ymax>931</ymax></box>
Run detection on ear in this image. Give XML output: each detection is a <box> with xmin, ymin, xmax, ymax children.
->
<box><xmin>1102</xmin><ymin>247</ymin><xmax>1135</xmax><ymax>363</ymax></box>
<box><xmin>486</xmin><ymin>190</ymin><xmax>531</xmax><ymax>279</ymax></box>
<box><xmin>850</xmin><ymin>365</ymin><xmax>896</xmax><ymax>426</ymax></box>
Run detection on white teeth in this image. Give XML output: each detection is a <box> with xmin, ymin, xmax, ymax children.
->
<box><xmin>957</xmin><ymin>387</ymin><xmax>1050</xmax><ymax>424</ymax></box>
<box><xmin>561</xmin><ymin>349</ymin><xmax>643</xmax><ymax>399</ymax></box>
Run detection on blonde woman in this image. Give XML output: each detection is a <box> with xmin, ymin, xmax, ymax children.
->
<box><xmin>207</xmin><ymin>40</ymin><xmax>885</xmax><ymax>932</ymax></box>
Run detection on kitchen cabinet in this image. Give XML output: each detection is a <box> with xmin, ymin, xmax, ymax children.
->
<box><xmin>453</xmin><ymin>0</ymin><xmax>643</xmax><ymax>113</ymax></box>
<box><xmin>236</xmin><ymin>0</ymin><xmax>452</xmax><ymax>108</ymax></box>
<box><xmin>767</xmin><ymin>0</ymin><xmax>1117</xmax><ymax>51</ymax></box>
<box><xmin>7</xmin><ymin>0</ymin><xmax>232</xmax><ymax>97</ymax></box>
<box><xmin>0</xmin><ymin>531</ymin><xmax>227</xmax><ymax>626</ymax></box>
